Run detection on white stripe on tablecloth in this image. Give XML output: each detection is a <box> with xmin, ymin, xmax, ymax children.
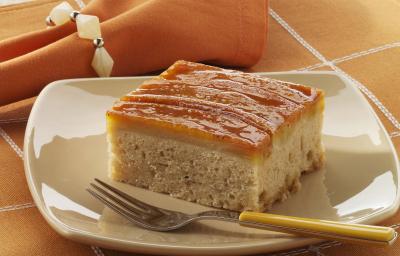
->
<box><xmin>297</xmin><ymin>41</ymin><xmax>400</xmax><ymax>71</ymax></box>
<box><xmin>0</xmin><ymin>202</ymin><xmax>35</xmax><ymax>213</ymax></box>
<box><xmin>331</xmin><ymin>41</ymin><xmax>400</xmax><ymax>65</ymax></box>
<box><xmin>0</xmin><ymin>126</ymin><xmax>23</xmax><ymax>158</ymax></box>
<box><xmin>90</xmin><ymin>246</ymin><xmax>106</xmax><ymax>256</ymax></box>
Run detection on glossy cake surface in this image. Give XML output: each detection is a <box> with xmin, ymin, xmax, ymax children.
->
<box><xmin>107</xmin><ymin>60</ymin><xmax>323</xmax><ymax>157</ymax></box>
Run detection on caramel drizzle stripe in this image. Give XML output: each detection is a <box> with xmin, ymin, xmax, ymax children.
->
<box><xmin>118</xmin><ymin>94</ymin><xmax>273</xmax><ymax>135</ymax></box>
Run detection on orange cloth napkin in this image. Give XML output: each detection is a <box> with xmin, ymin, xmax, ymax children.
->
<box><xmin>0</xmin><ymin>0</ymin><xmax>268</xmax><ymax>106</ymax></box>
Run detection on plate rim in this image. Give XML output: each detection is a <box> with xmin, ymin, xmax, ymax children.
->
<box><xmin>23</xmin><ymin>71</ymin><xmax>400</xmax><ymax>255</ymax></box>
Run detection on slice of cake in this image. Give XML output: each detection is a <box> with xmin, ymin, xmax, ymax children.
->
<box><xmin>106</xmin><ymin>60</ymin><xmax>325</xmax><ymax>212</ymax></box>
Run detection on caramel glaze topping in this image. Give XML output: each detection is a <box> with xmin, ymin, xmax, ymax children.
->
<box><xmin>110</xmin><ymin>100</ymin><xmax>270</xmax><ymax>153</ymax></box>
<box><xmin>160</xmin><ymin>60</ymin><xmax>320</xmax><ymax>104</ymax></box>
<box><xmin>108</xmin><ymin>61</ymin><xmax>323</xmax><ymax>156</ymax></box>
<box><xmin>126</xmin><ymin>80</ymin><xmax>301</xmax><ymax>132</ymax></box>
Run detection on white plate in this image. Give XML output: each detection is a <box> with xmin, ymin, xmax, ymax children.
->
<box><xmin>24</xmin><ymin>72</ymin><xmax>400</xmax><ymax>255</ymax></box>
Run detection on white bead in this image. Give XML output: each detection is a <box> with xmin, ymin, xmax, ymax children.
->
<box><xmin>92</xmin><ymin>47</ymin><xmax>114</xmax><ymax>77</ymax></box>
<box><xmin>49</xmin><ymin>1</ymin><xmax>74</xmax><ymax>25</ymax></box>
<box><xmin>76</xmin><ymin>14</ymin><xmax>101</xmax><ymax>40</ymax></box>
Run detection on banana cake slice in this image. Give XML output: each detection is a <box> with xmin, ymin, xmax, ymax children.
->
<box><xmin>106</xmin><ymin>60</ymin><xmax>325</xmax><ymax>212</ymax></box>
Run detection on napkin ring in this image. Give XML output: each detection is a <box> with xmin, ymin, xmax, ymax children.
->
<box><xmin>46</xmin><ymin>1</ymin><xmax>114</xmax><ymax>77</ymax></box>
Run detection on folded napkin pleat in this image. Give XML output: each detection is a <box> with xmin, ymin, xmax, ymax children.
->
<box><xmin>0</xmin><ymin>0</ymin><xmax>268</xmax><ymax>106</ymax></box>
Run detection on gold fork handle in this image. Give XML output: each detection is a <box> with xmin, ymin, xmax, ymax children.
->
<box><xmin>239</xmin><ymin>211</ymin><xmax>397</xmax><ymax>246</ymax></box>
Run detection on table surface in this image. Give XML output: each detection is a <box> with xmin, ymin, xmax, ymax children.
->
<box><xmin>1</xmin><ymin>0</ymin><xmax>400</xmax><ymax>255</ymax></box>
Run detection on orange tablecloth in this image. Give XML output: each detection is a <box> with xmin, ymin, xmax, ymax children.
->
<box><xmin>1</xmin><ymin>0</ymin><xmax>400</xmax><ymax>255</ymax></box>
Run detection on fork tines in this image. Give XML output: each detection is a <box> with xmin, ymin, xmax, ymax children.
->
<box><xmin>87</xmin><ymin>179</ymin><xmax>164</xmax><ymax>228</ymax></box>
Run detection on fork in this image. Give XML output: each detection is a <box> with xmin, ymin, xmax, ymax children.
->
<box><xmin>87</xmin><ymin>179</ymin><xmax>397</xmax><ymax>246</ymax></box>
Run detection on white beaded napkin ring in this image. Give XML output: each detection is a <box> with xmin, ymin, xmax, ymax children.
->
<box><xmin>46</xmin><ymin>1</ymin><xmax>114</xmax><ymax>77</ymax></box>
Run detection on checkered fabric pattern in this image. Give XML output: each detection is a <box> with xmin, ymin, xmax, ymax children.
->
<box><xmin>1</xmin><ymin>0</ymin><xmax>400</xmax><ymax>255</ymax></box>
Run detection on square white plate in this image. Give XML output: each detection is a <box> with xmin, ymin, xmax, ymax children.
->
<box><xmin>24</xmin><ymin>72</ymin><xmax>400</xmax><ymax>255</ymax></box>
